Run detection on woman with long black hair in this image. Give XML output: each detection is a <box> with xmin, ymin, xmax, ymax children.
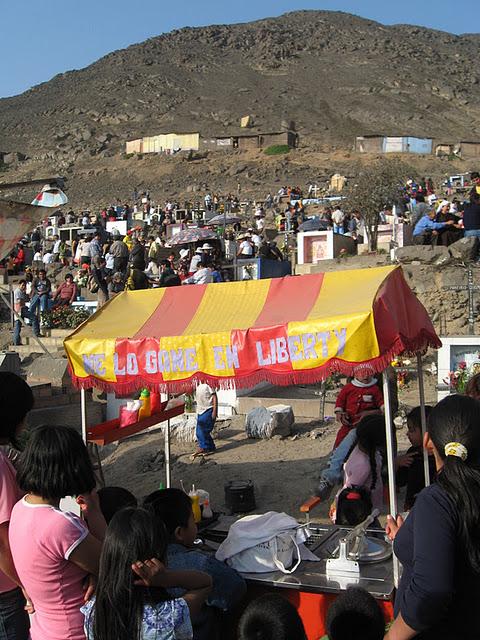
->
<box><xmin>82</xmin><ymin>507</ymin><xmax>211</xmax><ymax>640</ymax></box>
<box><xmin>385</xmin><ymin>395</ymin><xmax>480</xmax><ymax>639</ymax></box>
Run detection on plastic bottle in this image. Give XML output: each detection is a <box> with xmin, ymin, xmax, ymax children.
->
<box><xmin>150</xmin><ymin>391</ymin><xmax>161</xmax><ymax>414</ymax></box>
<box><xmin>190</xmin><ymin>493</ymin><xmax>202</xmax><ymax>523</ymax></box>
<box><xmin>138</xmin><ymin>389</ymin><xmax>151</xmax><ymax>419</ymax></box>
<box><xmin>202</xmin><ymin>499</ymin><xmax>213</xmax><ymax>519</ymax></box>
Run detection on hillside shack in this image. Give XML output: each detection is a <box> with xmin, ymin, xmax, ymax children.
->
<box><xmin>356</xmin><ymin>135</ymin><xmax>433</xmax><ymax>154</ymax></box>
<box><xmin>126</xmin><ymin>132</ymin><xmax>200</xmax><ymax>155</ymax></box>
<box><xmin>458</xmin><ymin>141</ymin><xmax>480</xmax><ymax>159</ymax></box>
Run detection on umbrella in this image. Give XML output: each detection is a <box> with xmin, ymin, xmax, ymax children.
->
<box><xmin>207</xmin><ymin>214</ymin><xmax>242</xmax><ymax>226</ymax></box>
<box><xmin>298</xmin><ymin>217</ymin><xmax>330</xmax><ymax>232</ymax></box>
<box><xmin>31</xmin><ymin>184</ymin><xmax>68</xmax><ymax>208</ymax></box>
<box><xmin>0</xmin><ymin>200</ymin><xmax>54</xmax><ymax>261</ymax></box>
<box><xmin>169</xmin><ymin>228</ymin><xmax>217</xmax><ymax>245</ymax></box>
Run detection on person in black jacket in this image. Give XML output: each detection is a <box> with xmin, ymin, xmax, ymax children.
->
<box><xmin>129</xmin><ymin>238</ymin><xmax>146</xmax><ymax>271</ymax></box>
<box><xmin>158</xmin><ymin>260</ymin><xmax>181</xmax><ymax>287</ymax></box>
<box><xmin>386</xmin><ymin>395</ymin><xmax>480</xmax><ymax>640</ymax></box>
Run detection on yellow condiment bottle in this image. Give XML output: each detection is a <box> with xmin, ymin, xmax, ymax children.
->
<box><xmin>190</xmin><ymin>493</ymin><xmax>202</xmax><ymax>523</ymax></box>
<box><xmin>138</xmin><ymin>389</ymin><xmax>151</xmax><ymax>419</ymax></box>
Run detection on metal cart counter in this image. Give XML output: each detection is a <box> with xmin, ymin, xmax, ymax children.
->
<box><xmin>202</xmin><ymin>517</ymin><xmax>395</xmax><ymax>640</ymax></box>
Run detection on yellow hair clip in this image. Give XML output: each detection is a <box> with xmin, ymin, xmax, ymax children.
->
<box><xmin>444</xmin><ymin>442</ymin><xmax>468</xmax><ymax>462</ymax></box>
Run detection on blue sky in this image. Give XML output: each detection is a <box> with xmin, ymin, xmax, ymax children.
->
<box><xmin>0</xmin><ymin>0</ymin><xmax>477</xmax><ymax>98</ymax></box>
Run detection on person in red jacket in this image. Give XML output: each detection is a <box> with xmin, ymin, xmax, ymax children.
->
<box><xmin>12</xmin><ymin>245</ymin><xmax>25</xmax><ymax>274</ymax></box>
<box><xmin>333</xmin><ymin>369</ymin><xmax>384</xmax><ymax>448</ymax></box>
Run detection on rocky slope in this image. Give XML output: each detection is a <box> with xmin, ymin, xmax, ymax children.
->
<box><xmin>0</xmin><ymin>11</ymin><xmax>479</xmax><ymax>206</ymax></box>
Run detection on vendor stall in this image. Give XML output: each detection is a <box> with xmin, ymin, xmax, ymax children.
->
<box><xmin>64</xmin><ymin>265</ymin><xmax>440</xmax><ymax>638</ymax></box>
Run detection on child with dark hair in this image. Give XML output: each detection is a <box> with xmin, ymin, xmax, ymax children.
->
<box><xmin>238</xmin><ymin>593</ymin><xmax>306</xmax><ymax>640</ymax></box>
<box><xmin>326</xmin><ymin>587</ymin><xmax>385</xmax><ymax>640</ymax></box>
<box><xmin>9</xmin><ymin>425</ymin><xmax>106</xmax><ymax>640</ymax></box>
<box><xmin>144</xmin><ymin>488</ymin><xmax>246</xmax><ymax>640</ymax></box>
<box><xmin>0</xmin><ymin>373</ymin><xmax>34</xmax><ymax>640</ymax></box>
<box><xmin>97</xmin><ymin>486</ymin><xmax>137</xmax><ymax>523</ymax></box>
<box><xmin>331</xmin><ymin>415</ymin><xmax>386</xmax><ymax>524</ymax></box>
<box><xmin>396</xmin><ymin>406</ymin><xmax>436</xmax><ymax>511</ymax></box>
<box><xmin>335</xmin><ymin>486</ymin><xmax>373</xmax><ymax>527</ymax></box>
<box><xmin>82</xmin><ymin>506</ymin><xmax>212</xmax><ymax>640</ymax></box>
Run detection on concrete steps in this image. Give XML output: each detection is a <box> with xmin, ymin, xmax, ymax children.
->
<box><xmin>29</xmin><ymin>381</ymin><xmax>81</xmax><ymax>409</ymax></box>
<box><xmin>8</xmin><ymin>329</ymin><xmax>72</xmax><ymax>358</ymax></box>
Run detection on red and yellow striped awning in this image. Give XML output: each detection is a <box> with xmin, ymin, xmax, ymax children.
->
<box><xmin>64</xmin><ymin>265</ymin><xmax>440</xmax><ymax>393</ymax></box>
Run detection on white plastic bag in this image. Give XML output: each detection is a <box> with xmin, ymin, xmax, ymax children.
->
<box><xmin>225</xmin><ymin>530</ymin><xmax>301</xmax><ymax>574</ymax></box>
<box><xmin>215</xmin><ymin>511</ymin><xmax>319</xmax><ymax>574</ymax></box>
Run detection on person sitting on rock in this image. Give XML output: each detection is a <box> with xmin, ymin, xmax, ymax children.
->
<box><xmin>412</xmin><ymin>209</ymin><xmax>455</xmax><ymax>245</ymax></box>
<box><xmin>52</xmin><ymin>273</ymin><xmax>77</xmax><ymax>307</ymax></box>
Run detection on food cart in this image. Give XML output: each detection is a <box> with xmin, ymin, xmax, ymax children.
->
<box><xmin>64</xmin><ymin>265</ymin><xmax>440</xmax><ymax>638</ymax></box>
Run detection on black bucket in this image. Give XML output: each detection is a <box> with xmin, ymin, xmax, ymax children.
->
<box><xmin>224</xmin><ymin>480</ymin><xmax>256</xmax><ymax>514</ymax></box>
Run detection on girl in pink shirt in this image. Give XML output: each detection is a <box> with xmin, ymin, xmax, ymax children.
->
<box><xmin>332</xmin><ymin>415</ymin><xmax>386</xmax><ymax>525</ymax></box>
<box><xmin>0</xmin><ymin>373</ymin><xmax>35</xmax><ymax>640</ymax></box>
<box><xmin>9</xmin><ymin>425</ymin><xmax>106</xmax><ymax>640</ymax></box>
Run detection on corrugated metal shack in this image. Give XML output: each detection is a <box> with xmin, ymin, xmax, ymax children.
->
<box><xmin>355</xmin><ymin>135</ymin><xmax>433</xmax><ymax>154</ymax></box>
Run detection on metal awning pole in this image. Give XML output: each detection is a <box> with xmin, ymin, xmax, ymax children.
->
<box><xmin>383</xmin><ymin>371</ymin><xmax>400</xmax><ymax>588</ymax></box>
<box><xmin>80</xmin><ymin>388</ymin><xmax>87</xmax><ymax>444</ymax></box>
<box><xmin>165</xmin><ymin>418</ymin><xmax>171</xmax><ymax>488</ymax></box>
<box><xmin>417</xmin><ymin>353</ymin><xmax>431</xmax><ymax>487</ymax></box>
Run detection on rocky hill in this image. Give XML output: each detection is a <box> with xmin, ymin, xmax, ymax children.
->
<box><xmin>0</xmin><ymin>11</ymin><xmax>479</xmax><ymax>206</ymax></box>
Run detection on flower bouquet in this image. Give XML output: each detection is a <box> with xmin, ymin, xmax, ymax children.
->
<box><xmin>444</xmin><ymin>361</ymin><xmax>471</xmax><ymax>394</ymax></box>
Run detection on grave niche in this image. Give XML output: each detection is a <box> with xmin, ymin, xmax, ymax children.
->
<box><xmin>437</xmin><ymin>335</ymin><xmax>480</xmax><ymax>401</ymax></box>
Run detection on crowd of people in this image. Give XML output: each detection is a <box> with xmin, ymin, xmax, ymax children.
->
<box><xmin>0</xmin><ymin>370</ymin><xmax>480</xmax><ymax>639</ymax></box>
<box><xmin>5</xmin><ymin>195</ymin><xmax>290</xmax><ymax>343</ymax></box>
<box><xmin>6</xmin><ymin>171</ymin><xmax>480</xmax><ymax>344</ymax></box>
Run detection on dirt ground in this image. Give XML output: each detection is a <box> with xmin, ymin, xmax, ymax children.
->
<box><xmin>102</xmin><ymin>376</ymin><xmax>437</xmax><ymax>523</ymax></box>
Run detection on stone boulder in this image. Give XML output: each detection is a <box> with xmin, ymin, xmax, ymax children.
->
<box><xmin>448</xmin><ymin>236</ymin><xmax>479</xmax><ymax>262</ymax></box>
<box><xmin>394</xmin><ymin>245</ymin><xmax>451</xmax><ymax>266</ymax></box>
<box><xmin>245</xmin><ymin>404</ymin><xmax>294</xmax><ymax>439</ymax></box>
<box><xmin>3</xmin><ymin>151</ymin><xmax>26</xmax><ymax>164</ymax></box>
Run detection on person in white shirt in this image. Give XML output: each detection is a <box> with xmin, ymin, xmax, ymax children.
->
<box><xmin>332</xmin><ymin>208</ymin><xmax>345</xmax><ymax>234</ymax></box>
<box><xmin>52</xmin><ymin>237</ymin><xmax>61</xmax><ymax>260</ymax></box>
<box><xmin>188</xmin><ymin>249</ymin><xmax>203</xmax><ymax>273</ymax></box>
<box><xmin>237</xmin><ymin>237</ymin><xmax>254</xmax><ymax>257</ymax></box>
<box><xmin>193</xmin><ymin>383</ymin><xmax>218</xmax><ymax>456</ymax></box>
<box><xmin>33</xmin><ymin>251</ymin><xmax>42</xmax><ymax>262</ymax></box>
<box><xmin>42</xmin><ymin>252</ymin><xmax>54</xmax><ymax>265</ymax></box>
<box><xmin>251</xmin><ymin>232</ymin><xmax>262</xmax><ymax>250</ymax></box>
<box><xmin>104</xmin><ymin>251</ymin><xmax>115</xmax><ymax>272</ymax></box>
<box><xmin>255</xmin><ymin>213</ymin><xmax>265</xmax><ymax>232</ymax></box>
<box><xmin>182</xmin><ymin>267</ymin><xmax>213</xmax><ymax>285</ymax></box>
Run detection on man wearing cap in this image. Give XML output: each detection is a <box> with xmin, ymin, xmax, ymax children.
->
<box><xmin>200</xmin><ymin>243</ymin><xmax>214</xmax><ymax>267</ymax></box>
